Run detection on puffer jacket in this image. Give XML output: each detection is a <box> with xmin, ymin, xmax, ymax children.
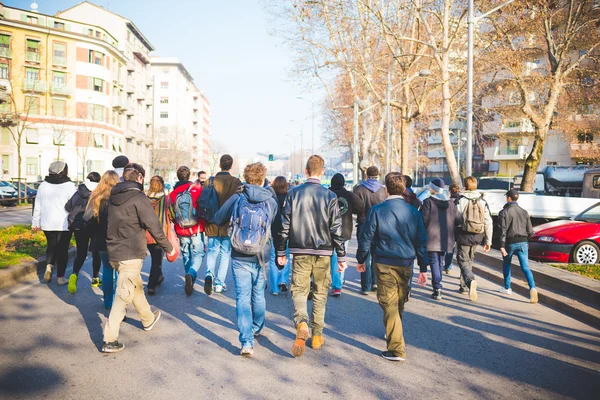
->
<box><xmin>498</xmin><ymin>202</ymin><xmax>533</xmax><ymax>248</ymax></box>
<box><xmin>357</xmin><ymin>196</ymin><xmax>429</xmax><ymax>271</ymax></box>
<box><xmin>421</xmin><ymin>193</ymin><xmax>461</xmax><ymax>252</ymax></box>
<box><xmin>32</xmin><ymin>175</ymin><xmax>76</xmax><ymax>231</ymax></box>
<box><xmin>353</xmin><ymin>178</ymin><xmax>387</xmax><ymax>225</ymax></box>
<box><xmin>455</xmin><ymin>190</ymin><xmax>494</xmax><ymax>246</ymax></box>
<box><xmin>277</xmin><ymin>178</ymin><xmax>346</xmax><ymax>260</ymax></box>
<box><xmin>107</xmin><ymin>181</ymin><xmax>173</xmax><ymax>262</ymax></box>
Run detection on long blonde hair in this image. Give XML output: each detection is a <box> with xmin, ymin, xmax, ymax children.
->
<box><xmin>147</xmin><ymin>175</ymin><xmax>165</xmax><ymax>197</ymax></box>
<box><xmin>84</xmin><ymin>170</ymin><xmax>119</xmax><ymax>220</ymax></box>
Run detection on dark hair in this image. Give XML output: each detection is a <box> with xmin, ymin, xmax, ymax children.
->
<box><xmin>366</xmin><ymin>166</ymin><xmax>379</xmax><ymax>177</ymax></box>
<box><xmin>220</xmin><ymin>154</ymin><xmax>233</xmax><ymax>171</ymax></box>
<box><xmin>306</xmin><ymin>155</ymin><xmax>325</xmax><ymax>176</ymax></box>
<box><xmin>123</xmin><ymin>163</ymin><xmax>145</xmax><ymax>182</ymax></box>
<box><xmin>506</xmin><ymin>190</ymin><xmax>519</xmax><ymax>201</ymax></box>
<box><xmin>87</xmin><ymin>172</ymin><xmax>101</xmax><ymax>183</ymax></box>
<box><xmin>177</xmin><ymin>166</ymin><xmax>191</xmax><ymax>182</ymax></box>
<box><xmin>272</xmin><ymin>176</ymin><xmax>289</xmax><ymax>195</ymax></box>
<box><xmin>198</xmin><ymin>170</ymin><xmax>206</xmax><ymax>177</ymax></box>
<box><xmin>385</xmin><ymin>172</ymin><xmax>406</xmax><ymax>196</ymax></box>
<box><xmin>403</xmin><ymin>175</ymin><xmax>413</xmax><ymax>188</ymax></box>
<box><xmin>59</xmin><ymin>164</ymin><xmax>69</xmax><ymax>178</ymax></box>
<box><xmin>464</xmin><ymin>176</ymin><xmax>478</xmax><ymax>191</ymax></box>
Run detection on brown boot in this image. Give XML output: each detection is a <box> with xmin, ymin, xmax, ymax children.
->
<box><xmin>292</xmin><ymin>321</ymin><xmax>309</xmax><ymax>357</ymax></box>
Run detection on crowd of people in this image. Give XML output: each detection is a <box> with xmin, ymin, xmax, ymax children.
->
<box><xmin>31</xmin><ymin>152</ymin><xmax>539</xmax><ymax>361</ymax></box>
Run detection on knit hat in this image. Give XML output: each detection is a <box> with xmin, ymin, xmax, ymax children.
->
<box><xmin>429</xmin><ymin>178</ymin><xmax>445</xmax><ymax>194</ymax></box>
<box><xmin>48</xmin><ymin>161</ymin><xmax>66</xmax><ymax>175</ymax></box>
<box><xmin>112</xmin><ymin>155</ymin><xmax>129</xmax><ymax>169</ymax></box>
<box><xmin>331</xmin><ymin>173</ymin><xmax>345</xmax><ymax>189</ymax></box>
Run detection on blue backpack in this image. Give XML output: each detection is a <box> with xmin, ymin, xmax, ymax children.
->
<box><xmin>173</xmin><ymin>186</ymin><xmax>198</xmax><ymax>228</ymax></box>
<box><xmin>198</xmin><ymin>177</ymin><xmax>219</xmax><ymax>224</ymax></box>
<box><xmin>229</xmin><ymin>194</ymin><xmax>271</xmax><ymax>255</ymax></box>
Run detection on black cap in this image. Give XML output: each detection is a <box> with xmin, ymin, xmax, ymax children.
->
<box><xmin>506</xmin><ymin>189</ymin><xmax>519</xmax><ymax>200</ymax></box>
<box><xmin>112</xmin><ymin>155</ymin><xmax>129</xmax><ymax>169</ymax></box>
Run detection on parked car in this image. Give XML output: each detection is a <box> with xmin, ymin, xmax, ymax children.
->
<box><xmin>9</xmin><ymin>181</ymin><xmax>37</xmax><ymax>201</ymax></box>
<box><xmin>0</xmin><ymin>181</ymin><xmax>18</xmax><ymax>206</ymax></box>
<box><xmin>529</xmin><ymin>202</ymin><xmax>600</xmax><ymax>264</ymax></box>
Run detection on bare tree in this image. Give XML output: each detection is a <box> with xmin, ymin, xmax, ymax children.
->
<box><xmin>151</xmin><ymin>127</ymin><xmax>192</xmax><ymax>180</ymax></box>
<box><xmin>207</xmin><ymin>139</ymin><xmax>225</xmax><ymax>176</ymax></box>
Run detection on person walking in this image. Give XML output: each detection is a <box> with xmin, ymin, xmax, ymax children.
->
<box><xmin>353</xmin><ymin>166</ymin><xmax>387</xmax><ymax>295</ymax></box>
<box><xmin>498</xmin><ymin>189</ymin><xmax>538</xmax><ymax>303</ymax></box>
<box><xmin>84</xmin><ymin>170</ymin><xmax>120</xmax><ymax>309</ymax></box>
<box><xmin>455</xmin><ymin>176</ymin><xmax>493</xmax><ymax>302</ymax></box>
<box><xmin>214</xmin><ymin>162</ymin><xmax>278</xmax><ymax>356</ymax></box>
<box><xmin>204</xmin><ymin>155</ymin><xmax>242</xmax><ymax>295</ymax></box>
<box><xmin>357</xmin><ymin>173</ymin><xmax>429</xmax><ymax>362</ymax></box>
<box><xmin>146</xmin><ymin>176</ymin><xmax>171</xmax><ymax>296</ymax></box>
<box><xmin>402</xmin><ymin>175</ymin><xmax>422</xmax><ymax>210</ymax></box>
<box><xmin>65</xmin><ymin>172</ymin><xmax>101</xmax><ymax>294</ymax></box>
<box><xmin>277</xmin><ymin>155</ymin><xmax>346</xmax><ymax>357</ymax></box>
<box><xmin>102</xmin><ymin>163</ymin><xmax>174</xmax><ymax>353</ymax></box>
<box><xmin>421</xmin><ymin>178</ymin><xmax>461</xmax><ymax>300</ymax></box>
<box><xmin>32</xmin><ymin>161</ymin><xmax>76</xmax><ymax>285</ymax></box>
<box><xmin>269</xmin><ymin>176</ymin><xmax>291</xmax><ymax>295</ymax></box>
<box><xmin>196</xmin><ymin>170</ymin><xmax>208</xmax><ymax>186</ymax></box>
<box><xmin>444</xmin><ymin>183</ymin><xmax>461</xmax><ymax>274</ymax></box>
<box><xmin>112</xmin><ymin>155</ymin><xmax>129</xmax><ymax>180</ymax></box>
<box><xmin>329</xmin><ymin>173</ymin><xmax>363</xmax><ymax>296</ymax></box>
<box><xmin>169</xmin><ymin>166</ymin><xmax>205</xmax><ymax>296</ymax></box>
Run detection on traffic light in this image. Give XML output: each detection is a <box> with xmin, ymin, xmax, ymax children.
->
<box><xmin>268</xmin><ymin>154</ymin><xmax>274</xmax><ymax>161</ymax></box>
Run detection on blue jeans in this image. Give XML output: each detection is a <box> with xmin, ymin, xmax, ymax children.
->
<box><xmin>444</xmin><ymin>250</ymin><xmax>454</xmax><ymax>271</ymax></box>
<box><xmin>331</xmin><ymin>241</ymin><xmax>348</xmax><ymax>290</ymax></box>
<box><xmin>269</xmin><ymin>244</ymin><xmax>290</xmax><ymax>294</ymax></box>
<box><xmin>429</xmin><ymin>251</ymin><xmax>445</xmax><ymax>290</ymax></box>
<box><xmin>179</xmin><ymin>233</ymin><xmax>205</xmax><ymax>282</ymax></box>
<box><xmin>503</xmin><ymin>242</ymin><xmax>536</xmax><ymax>290</ymax></box>
<box><xmin>99</xmin><ymin>251</ymin><xmax>117</xmax><ymax>309</ymax></box>
<box><xmin>231</xmin><ymin>259</ymin><xmax>266</xmax><ymax>347</ymax></box>
<box><xmin>206</xmin><ymin>237</ymin><xmax>231</xmax><ymax>286</ymax></box>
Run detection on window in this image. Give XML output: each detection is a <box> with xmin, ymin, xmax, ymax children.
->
<box><xmin>0</xmin><ymin>64</ymin><xmax>8</xmax><ymax>79</ymax></box>
<box><xmin>53</xmin><ymin>131</ymin><xmax>66</xmax><ymax>146</ymax></box>
<box><xmin>25</xmin><ymin>128</ymin><xmax>39</xmax><ymax>144</ymax></box>
<box><xmin>54</xmin><ymin>21</ymin><xmax>65</xmax><ymax>30</ymax></box>
<box><xmin>503</xmin><ymin>120</ymin><xmax>521</xmax><ymax>129</ymax></box>
<box><xmin>26</xmin><ymin>39</ymin><xmax>39</xmax><ymax>54</ymax></box>
<box><xmin>547</xmin><ymin>161</ymin><xmax>558</xmax><ymax>166</ymax></box>
<box><xmin>93</xmin><ymin>133</ymin><xmax>104</xmax><ymax>148</ymax></box>
<box><xmin>160</xmin><ymin>82</ymin><xmax>168</xmax><ymax>89</ymax></box>
<box><xmin>95</xmin><ymin>31</ymin><xmax>102</xmax><ymax>38</ymax></box>
<box><xmin>160</xmin><ymin>111</ymin><xmax>168</xmax><ymax>119</ymax></box>
<box><xmin>593</xmin><ymin>176</ymin><xmax>600</xmax><ymax>189</ymax></box>
<box><xmin>160</xmin><ymin>126</ymin><xmax>168</xmax><ymax>134</ymax></box>
<box><xmin>25</xmin><ymin>67</ymin><xmax>39</xmax><ymax>82</ymax></box>
<box><xmin>160</xmin><ymin>97</ymin><xmax>168</xmax><ymax>104</ymax></box>
<box><xmin>88</xmin><ymin>50</ymin><xmax>104</xmax><ymax>66</ymax></box>
<box><xmin>53</xmin><ymin>42</ymin><xmax>66</xmax><ymax>64</ymax></box>
<box><xmin>1</xmin><ymin>154</ymin><xmax>8</xmax><ymax>174</ymax></box>
<box><xmin>53</xmin><ymin>71</ymin><xmax>66</xmax><ymax>86</ymax></box>
<box><xmin>52</xmin><ymin>99</ymin><xmax>66</xmax><ymax>117</ymax></box>
<box><xmin>1</xmin><ymin>128</ymin><xmax>9</xmax><ymax>144</ymax></box>
<box><xmin>577</xmin><ymin>132</ymin><xmax>594</xmax><ymax>144</ymax></box>
<box><xmin>0</xmin><ymin>34</ymin><xmax>10</xmax><ymax>57</ymax></box>
<box><xmin>27</xmin><ymin>16</ymin><xmax>38</xmax><ymax>24</ymax></box>
<box><xmin>126</xmin><ymin>31</ymin><xmax>132</xmax><ymax>42</ymax></box>
<box><xmin>25</xmin><ymin>96</ymin><xmax>39</xmax><ymax>115</ymax></box>
<box><xmin>88</xmin><ymin>28</ymin><xmax>94</xmax><ymax>36</ymax></box>
<box><xmin>26</xmin><ymin>157</ymin><xmax>38</xmax><ymax>175</ymax></box>
<box><xmin>88</xmin><ymin>104</ymin><xmax>105</xmax><ymax>122</ymax></box>
<box><xmin>93</xmin><ymin>78</ymin><xmax>104</xmax><ymax>92</ymax></box>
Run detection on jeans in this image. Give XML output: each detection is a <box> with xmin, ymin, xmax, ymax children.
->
<box><xmin>99</xmin><ymin>251</ymin><xmax>117</xmax><ymax>309</ymax></box>
<box><xmin>72</xmin><ymin>230</ymin><xmax>100</xmax><ymax>278</ymax></box>
<box><xmin>444</xmin><ymin>250</ymin><xmax>454</xmax><ymax>271</ymax></box>
<box><xmin>456</xmin><ymin>243</ymin><xmax>478</xmax><ymax>290</ymax></box>
<box><xmin>269</xmin><ymin>244</ymin><xmax>291</xmax><ymax>294</ymax></box>
<box><xmin>206</xmin><ymin>236</ymin><xmax>231</xmax><ymax>286</ymax></box>
<box><xmin>147</xmin><ymin>244</ymin><xmax>164</xmax><ymax>289</ymax></box>
<box><xmin>429</xmin><ymin>251</ymin><xmax>446</xmax><ymax>290</ymax></box>
<box><xmin>179</xmin><ymin>233</ymin><xmax>205</xmax><ymax>282</ymax></box>
<box><xmin>43</xmin><ymin>230</ymin><xmax>72</xmax><ymax>278</ymax></box>
<box><xmin>503</xmin><ymin>242</ymin><xmax>536</xmax><ymax>290</ymax></box>
<box><xmin>231</xmin><ymin>259</ymin><xmax>266</xmax><ymax>347</ymax></box>
<box><xmin>331</xmin><ymin>241</ymin><xmax>348</xmax><ymax>290</ymax></box>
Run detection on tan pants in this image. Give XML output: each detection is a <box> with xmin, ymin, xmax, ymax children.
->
<box><xmin>103</xmin><ymin>259</ymin><xmax>154</xmax><ymax>342</ymax></box>
<box><xmin>291</xmin><ymin>255</ymin><xmax>331</xmax><ymax>336</ymax></box>
<box><xmin>375</xmin><ymin>262</ymin><xmax>411</xmax><ymax>358</ymax></box>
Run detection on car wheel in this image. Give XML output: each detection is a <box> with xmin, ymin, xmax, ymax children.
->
<box><xmin>572</xmin><ymin>241</ymin><xmax>600</xmax><ymax>264</ymax></box>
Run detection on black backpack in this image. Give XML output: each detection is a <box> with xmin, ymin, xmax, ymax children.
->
<box><xmin>67</xmin><ymin>193</ymin><xmax>89</xmax><ymax>231</ymax></box>
<box><xmin>197</xmin><ymin>177</ymin><xmax>219</xmax><ymax>224</ymax></box>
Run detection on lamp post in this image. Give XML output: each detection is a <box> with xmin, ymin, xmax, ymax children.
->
<box><xmin>296</xmin><ymin>97</ymin><xmax>315</xmax><ymax>154</ymax></box>
<box><xmin>285</xmin><ymin>134</ymin><xmax>297</xmax><ymax>178</ymax></box>
<box><xmin>290</xmin><ymin>120</ymin><xmax>303</xmax><ymax>170</ymax></box>
<box><xmin>466</xmin><ymin>0</ymin><xmax>516</xmax><ymax>177</ymax></box>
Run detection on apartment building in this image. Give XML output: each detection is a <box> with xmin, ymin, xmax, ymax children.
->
<box><xmin>151</xmin><ymin>57</ymin><xmax>210</xmax><ymax>179</ymax></box>
<box><xmin>57</xmin><ymin>1</ymin><xmax>155</xmax><ymax>172</ymax></box>
<box><xmin>0</xmin><ymin>2</ymin><xmax>128</xmax><ymax>181</ymax></box>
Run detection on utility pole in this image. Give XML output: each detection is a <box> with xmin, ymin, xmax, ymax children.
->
<box><xmin>466</xmin><ymin>0</ymin><xmax>474</xmax><ymax>177</ymax></box>
<box><xmin>385</xmin><ymin>71</ymin><xmax>392</xmax><ymax>174</ymax></box>
<box><xmin>353</xmin><ymin>98</ymin><xmax>359</xmax><ymax>184</ymax></box>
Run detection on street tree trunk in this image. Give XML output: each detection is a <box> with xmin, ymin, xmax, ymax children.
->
<box><xmin>400</xmin><ymin>105</ymin><xmax>410</xmax><ymax>175</ymax></box>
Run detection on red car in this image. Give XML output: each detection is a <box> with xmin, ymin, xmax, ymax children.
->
<box><xmin>529</xmin><ymin>203</ymin><xmax>600</xmax><ymax>264</ymax></box>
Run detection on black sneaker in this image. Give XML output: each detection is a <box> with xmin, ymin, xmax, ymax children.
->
<box><xmin>204</xmin><ymin>274</ymin><xmax>213</xmax><ymax>295</ymax></box>
<box><xmin>381</xmin><ymin>351</ymin><xmax>405</xmax><ymax>361</ymax></box>
<box><xmin>147</xmin><ymin>287</ymin><xmax>156</xmax><ymax>296</ymax></box>
<box><xmin>102</xmin><ymin>340</ymin><xmax>125</xmax><ymax>353</ymax></box>
<box><xmin>157</xmin><ymin>275</ymin><xmax>165</xmax><ymax>286</ymax></box>
<box><xmin>432</xmin><ymin>289</ymin><xmax>442</xmax><ymax>300</ymax></box>
<box><xmin>279</xmin><ymin>283</ymin><xmax>288</xmax><ymax>293</ymax></box>
<box><xmin>458</xmin><ymin>287</ymin><xmax>468</xmax><ymax>295</ymax></box>
<box><xmin>143</xmin><ymin>310</ymin><xmax>161</xmax><ymax>331</ymax></box>
<box><xmin>185</xmin><ymin>274</ymin><xmax>194</xmax><ymax>296</ymax></box>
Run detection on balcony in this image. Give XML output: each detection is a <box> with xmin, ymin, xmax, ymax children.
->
<box><xmin>50</xmin><ymin>83</ymin><xmax>71</xmax><ymax>96</ymax></box>
<box><xmin>126</xmin><ymin>61</ymin><xmax>136</xmax><ymax>72</ymax></box>
<box><xmin>23</xmin><ymin>79</ymin><xmax>47</xmax><ymax>93</ymax></box>
<box><xmin>484</xmin><ymin>145</ymin><xmax>528</xmax><ymax>161</ymax></box>
<box><xmin>0</xmin><ymin>47</ymin><xmax>12</xmax><ymax>58</ymax></box>
<box><xmin>570</xmin><ymin>143</ymin><xmax>600</xmax><ymax>160</ymax></box>
<box><xmin>427</xmin><ymin>148</ymin><xmax>446</xmax><ymax>158</ymax></box>
<box><xmin>53</xmin><ymin>56</ymin><xmax>67</xmax><ymax>66</ymax></box>
<box><xmin>146</xmin><ymin>77</ymin><xmax>153</xmax><ymax>87</ymax></box>
<box><xmin>112</xmin><ymin>96</ymin><xmax>126</xmax><ymax>109</ymax></box>
<box><xmin>125</xmin><ymin>82</ymin><xmax>135</xmax><ymax>94</ymax></box>
<box><xmin>25</xmin><ymin>52</ymin><xmax>40</xmax><ymax>63</ymax></box>
<box><xmin>135</xmin><ymin>90</ymin><xmax>145</xmax><ymax>100</ymax></box>
<box><xmin>427</xmin><ymin>164</ymin><xmax>449</xmax><ymax>173</ymax></box>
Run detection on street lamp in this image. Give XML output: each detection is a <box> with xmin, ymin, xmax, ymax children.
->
<box><xmin>296</xmin><ymin>97</ymin><xmax>315</xmax><ymax>154</ymax></box>
<box><xmin>466</xmin><ymin>0</ymin><xmax>516</xmax><ymax>177</ymax></box>
<box><xmin>285</xmin><ymin>134</ymin><xmax>297</xmax><ymax>178</ymax></box>
<box><xmin>289</xmin><ymin>120</ymin><xmax>303</xmax><ymax>171</ymax></box>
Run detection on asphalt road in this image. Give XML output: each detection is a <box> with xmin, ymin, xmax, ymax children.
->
<box><xmin>0</xmin><ymin>206</ymin><xmax>33</xmax><ymax>228</ymax></box>
<box><xmin>1</xmin><ymin>240</ymin><xmax>599</xmax><ymax>399</ymax></box>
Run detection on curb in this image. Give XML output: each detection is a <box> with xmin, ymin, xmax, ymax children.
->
<box><xmin>0</xmin><ymin>247</ymin><xmax>77</xmax><ymax>289</ymax></box>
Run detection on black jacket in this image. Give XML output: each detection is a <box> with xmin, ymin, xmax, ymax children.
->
<box><xmin>421</xmin><ymin>195</ymin><xmax>461</xmax><ymax>253</ymax></box>
<box><xmin>271</xmin><ymin>192</ymin><xmax>287</xmax><ymax>250</ymax></box>
<box><xmin>87</xmin><ymin>201</ymin><xmax>108</xmax><ymax>252</ymax></box>
<box><xmin>277</xmin><ymin>179</ymin><xmax>345</xmax><ymax>260</ymax></box>
<box><xmin>353</xmin><ymin>179</ymin><xmax>387</xmax><ymax>225</ymax></box>
<box><xmin>65</xmin><ymin>183</ymin><xmax>93</xmax><ymax>231</ymax></box>
<box><xmin>107</xmin><ymin>181</ymin><xmax>173</xmax><ymax>262</ymax></box>
<box><xmin>330</xmin><ymin>185</ymin><xmax>364</xmax><ymax>241</ymax></box>
<box><xmin>498</xmin><ymin>202</ymin><xmax>533</xmax><ymax>248</ymax></box>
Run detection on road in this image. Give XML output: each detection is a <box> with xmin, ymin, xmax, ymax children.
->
<box><xmin>0</xmin><ymin>206</ymin><xmax>32</xmax><ymax>228</ymax></box>
<box><xmin>0</xmin><ymin>239</ymin><xmax>599</xmax><ymax>399</ymax></box>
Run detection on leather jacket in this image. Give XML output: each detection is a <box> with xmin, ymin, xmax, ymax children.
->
<box><xmin>276</xmin><ymin>179</ymin><xmax>346</xmax><ymax>260</ymax></box>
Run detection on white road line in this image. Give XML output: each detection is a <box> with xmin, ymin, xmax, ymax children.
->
<box><xmin>0</xmin><ymin>280</ymin><xmax>40</xmax><ymax>301</ymax></box>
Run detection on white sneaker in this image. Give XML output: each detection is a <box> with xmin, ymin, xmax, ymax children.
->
<box><xmin>497</xmin><ymin>287</ymin><xmax>513</xmax><ymax>295</ymax></box>
<box><xmin>56</xmin><ymin>277</ymin><xmax>68</xmax><ymax>286</ymax></box>
<box><xmin>240</xmin><ymin>345</ymin><xmax>254</xmax><ymax>356</ymax></box>
<box><xmin>44</xmin><ymin>264</ymin><xmax>53</xmax><ymax>283</ymax></box>
<box><xmin>214</xmin><ymin>285</ymin><xmax>223</xmax><ymax>293</ymax></box>
<box><xmin>530</xmin><ymin>288</ymin><xmax>538</xmax><ymax>304</ymax></box>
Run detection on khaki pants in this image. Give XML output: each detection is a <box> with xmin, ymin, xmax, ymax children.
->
<box><xmin>291</xmin><ymin>255</ymin><xmax>331</xmax><ymax>336</ymax></box>
<box><xmin>103</xmin><ymin>259</ymin><xmax>154</xmax><ymax>342</ymax></box>
<box><xmin>375</xmin><ymin>262</ymin><xmax>411</xmax><ymax>358</ymax></box>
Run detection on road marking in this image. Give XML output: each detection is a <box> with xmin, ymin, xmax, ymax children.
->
<box><xmin>0</xmin><ymin>280</ymin><xmax>40</xmax><ymax>301</ymax></box>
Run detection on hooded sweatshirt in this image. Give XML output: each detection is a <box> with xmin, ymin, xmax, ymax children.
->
<box><xmin>330</xmin><ymin>173</ymin><xmax>364</xmax><ymax>241</ymax></box>
<box><xmin>353</xmin><ymin>178</ymin><xmax>387</xmax><ymax>225</ymax></box>
<box><xmin>421</xmin><ymin>192</ymin><xmax>461</xmax><ymax>252</ymax></box>
<box><xmin>107</xmin><ymin>180</ymin><xmax>173</xmax><ymax>262</ymax></box>
<box><xmin>214</xmin><ymin>184</ymin><xmax>278</xmax><ymax>267</ymax></box>
<box><xmin>32</xmin><ymin>175</ymin><xmax>76</xmax><ymax>231</ymax></box>
<box><xmin>64</xmin><ymin>181</ymin><xmax>98</xmax><ymax>230</ymax></box>
<box><xmin>455</xmin><ymin>190</ymin><xmax>494</xmax><ymax>246</ymax></box>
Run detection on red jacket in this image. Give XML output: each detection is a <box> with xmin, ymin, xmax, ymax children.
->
<box><xmin>168</xmin><ymin>181</ymin><xmax>205</xmax><ymax>237</ymax></box>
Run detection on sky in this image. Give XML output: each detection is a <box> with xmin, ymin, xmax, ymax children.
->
<box><xmin>7</xmin><ymin>0</ymin><xmax>321</xmax><ymax>160</ymax></box>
